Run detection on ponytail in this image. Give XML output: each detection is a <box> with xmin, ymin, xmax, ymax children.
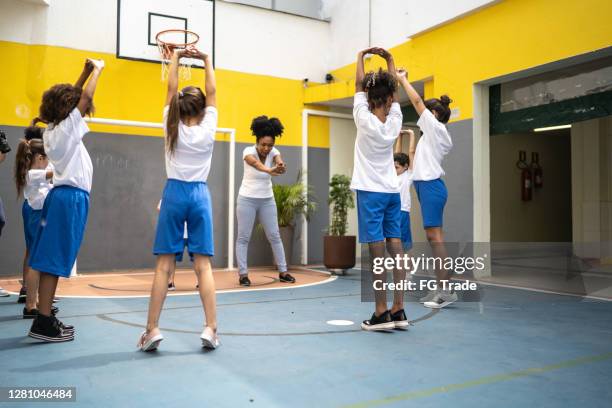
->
<box><xmin>166</xmin><ymin>93</ymin><xmax>181</xmax><ymax>155</ymax></box>
<box><xmin>165</xmin><ymin>87</ymin><xmax>206</xmax><ymax>155</ymax></box>
<box><xmin>14</xmin><ymin>139</ymin><xmax>45</xmax><ymax>197</ymax></box>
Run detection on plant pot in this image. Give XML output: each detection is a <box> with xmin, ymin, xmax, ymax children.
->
<box><xmin>279</xmin><ymin>226</ymin><xmax>294</xmax><ymax>267</ymax></box>
<box><xmin>323</xmin><ymin>235</ymin><xmax>356</xmax><ymax>271</ymax></box>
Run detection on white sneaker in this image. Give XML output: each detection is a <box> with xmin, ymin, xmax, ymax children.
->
<box><xmin>200</xmin><ymin>327</ymin><xmax>220</xmax><ymax>349</ymax></box>
<box><xmin>0</xmin><ymin>287</ymin><xmax>9</xmax><ymax>297</ymax></box>
<box><xmin>424</xmin><ymin>291</ymin><xmax>458</xmax><ymax>309</ymax></box>
<box><xmin>419</xmin><ymin>290</ymin><xmax>437</xmax><ymax>303</ymax></box>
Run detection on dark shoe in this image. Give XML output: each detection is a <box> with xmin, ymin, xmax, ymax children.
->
<box><xmin>279</xmin><ymin>273</ymin><xmax>295</xmax><ymax>283</ymax></box>
<box><xmin>239</xmin><ymin>276</ymin><xmax>251</xmax><ymax>287</ymax></box>
<box><xmin>390</xmin><ymin>309</ymin><xmax>409</xmax><ymax>329</ymax></box>
<box><xmin>28</xmin><ymin>314</ymin><xmax>74</xmax><ymax>342</ymax></box>
<box><xmin>168</xmin><ymin>282</ymin><xmax>176</xmax><ymax>291</ymax></box>
<box><xmin>17</xmin><ymin>287</ymin><xmax>27</xmax><ymax>304</ymax></box>
<box><xmin>361</xmin><ymin>310</ymin><xmax>395</xmax><ymax>331</ymax></box>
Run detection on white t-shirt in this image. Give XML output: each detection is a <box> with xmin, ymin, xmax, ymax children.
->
<box><xmin>163</xmin><ymin>106</ymin><xmax>218</xmax><ymax>182</ymax></box>
<box><xmin>350</xmin><ymin>92</ymin><xmax>403</xmax><ymax>193</ymax></box>
<box><xmin>398</xmin><ymin>169</ymin><xmax>413</xmax><ymax>212</ymax></box>
<box><xmin>43</xmin><ymin>108</ymin><xmax>93</xmax><ymax>192</ymax></box>
<box><xmin>238</xmin><ymin>145</ymin><xmax>280</xmax><ymax>198</ymax></box>
<box><xmin>24</xmin><ymin>163</ymin><xmax>54</xmax><ymax>210</ymax></box>
<box><xmin>412</xmin><ymin>109</ymin><xmax>453</xmax><ymax>181</ymax></box>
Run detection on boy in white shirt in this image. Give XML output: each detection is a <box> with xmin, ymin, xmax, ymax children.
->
<box><xmin>352</xmin><ymin>47</ymin><xmax>409</xmax><ymax>331</ymax></box>
<box><xmin>394</xmin><ymin>129</ymin><xmax>416</xmax><ymax>252</ymax></box>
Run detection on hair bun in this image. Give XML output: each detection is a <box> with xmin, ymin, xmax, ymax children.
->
<box><xmin>440</xmin><ymin>95</ymin><xmax>452</xmax><ymax>106</ymax></box>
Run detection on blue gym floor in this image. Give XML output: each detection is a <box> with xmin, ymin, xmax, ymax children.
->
<box><xmin>1</xmin><ymin>270</ymin><xmax>611</xmax><ymax>408</ymax></box>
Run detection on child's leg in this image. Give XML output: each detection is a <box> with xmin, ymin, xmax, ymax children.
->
<box><xmin>25</xmin><ymin>267</ymin><xmax>40</xmax><ymax>311</ymax></box>
<box><xmin>368</xmin><ymin>241</ymin><xmax>388</xmax><ymax>315</ymax></box>
<box><xmin>37</xmin><ymin>271</ymin><xmax>59</xmax><ymax>316</ymax></box>
<box><xmin>145</xmin><ymin>254</ymin><xmax>176</xmax><ymax>334</ymax></box>
<box><xmin>194</xmin><ymin>255</ymin><xmax>216</xmax><ymax>332</ymax></box>
<box><xmin>425</xmin><ymin>227</ymin><xmax>450</xmax><ymax>281</ymax></box>
<box><xmin>386</xmin><ymin>237</ymin><xmax>406</xmax><ymax>313</ymax></box>
<box><xmin>22</xmin><ymin>249</ymin><xmax>29</xmax><ymax>286</ymax></box>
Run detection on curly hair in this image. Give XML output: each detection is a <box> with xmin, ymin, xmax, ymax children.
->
<box><xmin>362</xmin><ymin>68</ymin><xmax>397</xmax><ymax>110</ymax></box>
<box><xmin>166</xmin><ymin>86</ymin><xmax>206</xmax><ymax>155</ymax></box>
<box><xmin>24</xmin><ymin>125</ymin><xmax>44</xmax><ymax>141</ymax></box>
<box><xmin>250</xmin><ymin>115</ymin><xmax>284</xmax><ymax>141</ymax></box>
<box><xmin>424</xmin><ymin>95</ymin><xmax>452</xmax><ymax>124</ymax></box>
<box><xmin>394</xmin><ymin>152</ymin><xmax>409</xmax><ymax>167</ymax></box>
<box><xmin>38</xmin><ymin>84</ymin><xmax>94</xmax><ymax>126</ymax></box>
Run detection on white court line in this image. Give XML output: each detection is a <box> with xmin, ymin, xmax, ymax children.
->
<box><xmin>453</xmin><ymin>276</ymin><xmax>612</xmax><ymax>302</ymax></box>
<box><xmin>0</xmin><ymin>268</ymin><xmax>337</xmax><ymax>299</ymax></box>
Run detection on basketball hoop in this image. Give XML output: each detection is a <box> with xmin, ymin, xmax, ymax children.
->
<box><xmin>156</xmin><ymin>29</ymin><xmax>200</xmax><ymax>81</ymax></box>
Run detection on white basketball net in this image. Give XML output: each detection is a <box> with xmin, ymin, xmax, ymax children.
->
<box><xmin>156</xmin><ymin>30</ymin><xmax>199</xmax><ymax>81</ymax></box>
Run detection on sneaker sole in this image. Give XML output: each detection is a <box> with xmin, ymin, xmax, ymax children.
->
<box><xmin>393</xmin><ymin>321</ymin><xmax>410</xmax><ymax>329</ymax></box>
<box><xmin>28</xmin><ymin>331</ymin><xmax>74</xmax><ymax>342</ymax></box>
<box><xmin>140</xmin><ymin>335</ymin><xmax>164</xmax><ymax>352</ymax></box>
<box><xmin>361</xmin><ymin>321</ymin><xmax>396</xmax><ymax>331</ymax></box>
<box><xmin>424</xmin><ymin>300</ymin><xmax>456</xmax><ymax>309</ymax></box>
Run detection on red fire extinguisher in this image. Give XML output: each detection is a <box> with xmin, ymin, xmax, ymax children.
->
<box><xmin>531</xmin><ymin>152</ymin><xmax>543</xmax><ymax>189</ymax></box>
<box><xmin>517</xmin><ymin>150</ymin><xmax>532</xmax><ymax>201</ymax></box>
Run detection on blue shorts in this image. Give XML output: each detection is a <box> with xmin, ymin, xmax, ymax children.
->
<box><xmin>29</xmin><ymin>186</ymin><xmax>89</xmax><ymax>278</ymax></box>
<box><xmin>175</xmin><ymin>238</ymin><xmax>194</xmax><ymax>263</ymax></box>
<box><xmin>400</xmin><ymin>210</ymin><xmax>413</xmax><ymax>250</ymax></box>
<box><xmin>413</xmin><ymin>178</ymin><xmax>448</xmax><ymax>228</ymax></box>
<box><xmin>154</xmin><ymin>179</ymin><xmax>214</xmax><ymax>257</ymax></box>
<box><xmin>22</xmin><ymin>201</ymin><xmax>43</xmax><ymax>251</ymax></box>
<box><xmin>356</xmin><ymin>190</ymin><xmax>401</xmax><ymax>243</ymax></box>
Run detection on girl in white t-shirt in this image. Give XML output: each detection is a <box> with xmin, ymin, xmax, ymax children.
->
<box><xmin>394</xmin><ymin>129</ymin><xmax>416</xmax><ymax>252</ymax></box>
<box><xmin>14</xmin><ymin>137</ymin><xmax>54</xmax><ymax>317</ymax></box>
<box><xmin>27</xmin><ymin>58</ymin><xmax>104</xmax><ymax>343</ymax></box>
<box><xmin>140</xmin><ymin>47</ymin><xmax>219</xmax><ymax>351</ymax></box>
<box><xmin>396</xmin><ymin>68</ymin><xmax>457</xmax><ymax>309</ymax></box>
<box><xmin>235</xmin><ymin>116</ymin><xmax>295</xmax><ymax>286</ymax></box>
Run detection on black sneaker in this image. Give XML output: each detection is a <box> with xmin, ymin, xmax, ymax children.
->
<box><xmin>168</xmin><ymin>282</ymin><xmax>176</xmax><ymax>291</ymax></box>
<box><xmin>361</xmin><ymin>310</ymin><xmax>395</xmax><ymax>331</ymax></box>
<box><xmin>28</xmin><ymin>314</ymin><xmax>74</xmax><ymax>342</ymax></box>
<box><xmin>239</xmin><ymin>276</ymin><xmax>251</xmax><ymax>287</ymax></box>
<box><xmin>17</xmin><ymin>287</ymin><xmax>27</xmax><ymax>304</ymax></box>
<box><xmin>279</xmin><ymin>273</ymin><xmax>295</xmax><ymax>283</ymax></box>
<box><xmin>390</xmin><ymin>309</ymin><xmax>409</xmax><ymax>329</ymax></box>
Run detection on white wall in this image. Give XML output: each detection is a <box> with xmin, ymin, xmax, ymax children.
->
<box><xmin>329</xmin><ymin>117</ymin><xmax>358</xmax><ymax>244</ymax></box>
<box><xmin>321</xmin><ymin>0</ymin><xmax>497</xmax><ymax>70</ymax></box>
<box><xmin>572</xmin><ymin>116</ymin><xmax>612</xmax><ymax>259</ymax></box>
<box><xmin>0</xmin><ymin>0</ymin><xmax>330</xmax><ymax>81</ymax></box>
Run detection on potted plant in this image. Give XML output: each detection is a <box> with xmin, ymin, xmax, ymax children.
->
<box><xmin>324</xmin><ymin>174</ymin><xmax>356</xmax><ymax>272</ymax></box>
<box><xmin>271</xmin><ymin>174</ymin><xmax>317</xmax><ymax>266</ymax></box>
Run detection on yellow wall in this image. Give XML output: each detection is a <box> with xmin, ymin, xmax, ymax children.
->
<box><xmin>307</xmin><ymin>0</ymin><xmax>612</xmax><ymax>122</ymax></box>
<box><xmin>0</xmin><ymin>41</ymin><xmax>329</xmax><ymax>148</ymax></box>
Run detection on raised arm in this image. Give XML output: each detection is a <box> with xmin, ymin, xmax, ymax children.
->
<box><xmin>77</xmin><ymin>59</ymin><xmax>104</xmax><ymax>116</ymax></box>
<box><xmin>187</xmin><ymin>48</ymin><xmax>216</xmax><ymax>108</ymax></box>
<box><xmin>394</xmin><ymin>132</ymin><xmax>402</xmax><ymax>153</ymax></box>
<box><xmin>397</xmin><ymin>69</ymin><xmax>425</xmax><ymax>116</ymax></box>
<box><xmin>164</xmin><ymin>50</ymin><xmax>184</xmax><ymax>106</ymax></box>
<box><xmin>406</xmin><ymin>129</ymin><xmax>416</xmax><ymax>169</ymax></box>
<box><xmin>75</xmin><ymin>60</ymin><xmax>94</xmax><ymax>88</ymax></box>
<box><xmin>355</xmin><ymin>48</ymin><xmax>375</xmax><ymax>93</ymax></box>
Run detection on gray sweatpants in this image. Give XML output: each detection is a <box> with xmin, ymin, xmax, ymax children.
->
<box><xmin>236</xmin><ymin>194</ymin><xmax>287</xmax><ymax>276</ymax></box>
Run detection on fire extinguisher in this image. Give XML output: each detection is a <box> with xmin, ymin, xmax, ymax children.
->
<box><xmin>516</xmin><ymin>150</ymin><xmax>532</xmax><ymax>201</ymax></box>
<box><xmin>531</xmin><ymin>152</ymin><xmax>543</xmax><ymax>189</ymax></box>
